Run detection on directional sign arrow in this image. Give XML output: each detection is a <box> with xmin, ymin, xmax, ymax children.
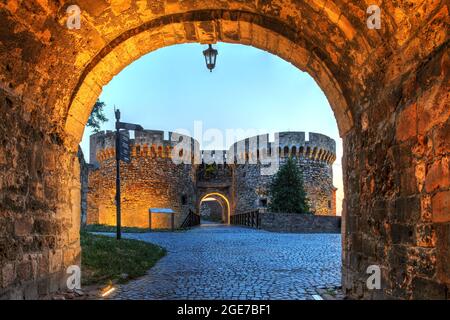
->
<box><xmin>116</xmin><ymin>122</ymin><xmax>143</xmax><ymax>131</ymax></box>
<box><xmin>118</xmin><ymin>132</ymin><xmax>131</xmax><ymax>163</ymax></box>
<box><xmin>120</xmin><ymin>156</ymin><xmax>131</xmax><ymax>163</ymax></box>
<box><xmin>120</xmin><ymin>153</ymin><xmax>131</xmax><ymax>163</ymax></box>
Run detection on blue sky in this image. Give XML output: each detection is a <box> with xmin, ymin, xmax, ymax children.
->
<box><xmin>80</xmin><ymin>43</ymin><xmax>343</xmax><ymax>214</ymax></box>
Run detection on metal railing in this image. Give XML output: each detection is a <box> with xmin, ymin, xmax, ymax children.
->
<box><xmin>180</xmin><ymin>210</ymin><xmax>201</xmax><ymax>229</ymax></box>
<box><xmin>230</xmin><ymin>210</ymin><xmax>261</xmax><ymax>229</ymax></box>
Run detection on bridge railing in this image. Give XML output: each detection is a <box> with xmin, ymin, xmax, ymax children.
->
<box><xmin>180</xmin><ymin>210</ymin><xmax>201</xmax><ymax>229</ymax></box>
<box><xmin>230</xmin><ymin>210</ymin><xmax>261</xmax><ymax>229</ymax></box>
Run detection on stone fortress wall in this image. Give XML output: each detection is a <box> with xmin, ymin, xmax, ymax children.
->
<box><xmin>228</xmin><ymin>132</ymin><xmax>337</xmax><ymax>215</ymax></box>
<box><xmin>87</xmin><ymin>130</ymin><xmax>337</xmax><ymax>228</ymax></box>
<box><xmin>87</xmin><ymin>130</ymin><xmax>199</xmax><ymax>229</ymax></box>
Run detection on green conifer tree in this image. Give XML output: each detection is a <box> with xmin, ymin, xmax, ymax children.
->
<box><xmin>268</xmin><ymin>156</ymin><xmax>310</xmax><ymax>213</ymax></box>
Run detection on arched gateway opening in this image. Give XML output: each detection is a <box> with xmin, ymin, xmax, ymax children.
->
<box><xmin>199</xmin><ymin>193</ymin><xmax>231</xmax><ymax>225</ymax></box>
<box><xmin>0</xmin><ymin>2</ymin><xmax>448</xmax><ymax>300</ymax></box>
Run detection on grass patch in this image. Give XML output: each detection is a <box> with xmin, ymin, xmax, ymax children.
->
<box><xmin>80</xmin><ymin>231</ymin><xmax>166</xmax><ymax>286</ymax></box>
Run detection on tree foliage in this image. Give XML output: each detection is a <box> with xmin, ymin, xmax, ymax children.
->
<box><xmin>268</xmin><ymin>156</ymin><xmax>310</xmax><ymax>214</ymax></box>
<box><xmin>204</xmin><ymin>163</ymin><xmax>218</xmax><ymax>178</ymax></box>
<box><xmin>87</xmin><ymin>100</ymin><xmax>108</xmax><ymax>133</ymax></box>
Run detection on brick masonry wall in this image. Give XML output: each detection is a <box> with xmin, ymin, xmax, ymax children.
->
<box><xmin>260</xmin><ymin>213</ymin><xmax>341</xmax><ymax>233</ymax></box>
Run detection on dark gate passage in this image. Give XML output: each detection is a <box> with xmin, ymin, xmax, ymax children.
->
<box><xmin>200</xmin><ymin>196</ymin><xmax>228</xmax><ymax>224</ymax></box>
<box><xmin>197</xmin><ymin>156</ymin><xmax>234</xmax><ymax>225</ymax></box>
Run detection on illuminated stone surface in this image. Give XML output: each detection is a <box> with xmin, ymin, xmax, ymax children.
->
<box><xmin>0</xmin><ymin>1</ymin><xmax>448</xmax><ymax>299</ymax></box>
<box><xmin>87</xmin><ymin>130</ymin><xmax>337</xmax><ymax>229</ymax></box>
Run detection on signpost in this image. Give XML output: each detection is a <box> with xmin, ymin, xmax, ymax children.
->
<box><xmin>114</xmin><ymin>109</ymin><xmax>143</xmax><ymax>240</ymax></box>
<box><xmin>119</xmin><ymin>133</ymin><xmax>131</xmax><ymax>163</ymax></box>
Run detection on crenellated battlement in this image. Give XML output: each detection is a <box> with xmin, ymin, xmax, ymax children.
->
<box><xmin>227</xmin><ymin>132</ymin><xmax>336</xmax><ymax>165</ymax></box>
<box><xmin>96</xmin><ymin>144</ymin><xmax>183</xmax><ymax>162</ymax></box>
<box><xmin>90</xmin><ymin>130</ymin><xmax>200</xmax><ymax>165</ymax></box>
<box><xmin>201</xmin><ymin>150</ymin><xmax>227</xmax><ymax>164</ymax></box>
<box><xmin>90</xmin><ymin>130</ymin><xmax>336</xmax><ymax>165</ymax></box>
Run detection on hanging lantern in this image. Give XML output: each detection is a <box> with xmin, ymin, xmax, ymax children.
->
<box><xmin>203</xmin><ymin>44</ymin><xmax>218</xmax><ymax>72</ymax></box>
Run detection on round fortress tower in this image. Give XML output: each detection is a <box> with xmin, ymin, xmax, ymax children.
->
<box><xmin>229</xmin><ymin>132</ymin><xmax>337</xmax><ymax>216</ymax></box>
<box><xmin>87</xmin><ymin>130</ymin><xmax>199</xmax><ymax>229</ymax></box>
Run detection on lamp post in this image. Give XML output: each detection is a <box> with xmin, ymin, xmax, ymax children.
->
<box><xmin>115</xmin><ymin>110</ymin><xmax>121</xmax><ymax>240</ymax></box>
<box><xmin>114</xmin><ymin>109</ymin><xmax>143</xmax><ymax>240</ymax></box>
<box><xmin>203</xmin><ymin>44</ymin><xmax>218</xmax><ymax>72</ymax></box>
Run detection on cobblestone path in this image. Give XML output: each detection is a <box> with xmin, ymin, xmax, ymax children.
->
<box><xmin>112</xmin><ymin>223</ymin><xmax>341</xmax><ymax>300</ymax></box>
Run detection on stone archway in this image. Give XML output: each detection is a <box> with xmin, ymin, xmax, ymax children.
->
<box><xmin>0</xmin><ymin>1</ymin><xmax>448</xmax><ymax>299</ymax></box>
<box><xmin>199</xmin><ymin>192</ymin><xmax>231</xmax><ymax>225</ymax></box>
<box><xmin>63</xmin><ymin>9</ymin><xmax>354</xmax><ymax>146</ymax></box>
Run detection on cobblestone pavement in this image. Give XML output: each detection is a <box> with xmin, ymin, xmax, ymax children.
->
<box><xmin>111</xmin><ymin>223</ymin><xmax>341</xmax><ymax>300</ymax></box>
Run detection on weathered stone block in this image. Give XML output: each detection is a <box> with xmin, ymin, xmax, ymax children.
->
<box><xmin>388</xmin><ymin>245</ymin><xmax>408</xmax><ymax>268</ymax></box>
<box><xmin>37</xmin><ymin>277</ymin><xmax>50</xmax><ymax>296</ymax></box>
<box><xmin>23</xmin><ymin>283</ymin><xmax>38</xmax><ymax>300</ymax></box>
<box><xmin>415</xmin><ymin>224</ymin><xmax>436</xmax><ymax>248</ymax></box>
<box><xmin>417</xmin><ymin>81</ymin><xmax>450</xmax><ymax>136</ymax></box>
<box><xmin>16</xmin><ymin>261</ymin><xmax>32</xmax><ymax>282</ymax></box>
<box><xmin>1</xmin><ymin>264</ymin><xmax>15</xmax><ymax>288</ymax></box>
<box><xmin>408</xmin><ymin>247</ymin><xmax>437</xmax><ymax>278</ymax></box>
<box><xmin>432</xmin><ymin>119</ymin><xmax>450</xmax><ymax>156</ymax></box>
<box><xmin>420</xmin><ymin>194</ymin><xmax>433</xmax><ymax>222</ymax></box>
<box><xmin>33</xmin><ymin>219</ymin><xmax>57</xmax><ymax>235</ymax></box>
<box><xmin>390</xmin><ymin>224</ymin><xmax>414</xmax><ymax>245</ymax></box>
<box><xmin>49</xmin><ymin>250</ymin><xmax>63</xmax><ymax>274</ymax></box>
<box><xmin>7</xmin><ymin>287</ymin><xmax>24</xmax><ymax>300</ymax></box>
<box><xmin>425</xmin><ymin>157</ymin><xmax>449</xmax><ymax>193</ymax></box>
<box><xmin>390</xmin><ymin>196</ymin><xmax>421</xmax><ymax>224</ymax></box>
<box><xmin>396</xmin><ymin>103</ymin><xmax>417</xmax><ymax>142</ymax></box>
<box><xmin>14</xmin><ymin>217</ymin><xmax>33</xmax><ymax>237</ymax></box>
<box><xmin>435</xmin><ymin>223</ymin><xmax>450</xmax><ymax>284</ymax></box>
<box><xmin>431</xmin><ymin>190</ymin><xmax>450</xmax><ymax>223</ymax></box>
<box><xmin>412</xmin><ymin>277</ymin><xmax>448</xmax><ymax>300</ymax></box>
<box><xmin>400</xmin><ymin>166</ymin><xmax>418</xmax><ymax>196</ymax></box>
<box><xmin>49</xmin><ymin>271</ymin><xmax>63</xmax><ymax>294</ymax></box>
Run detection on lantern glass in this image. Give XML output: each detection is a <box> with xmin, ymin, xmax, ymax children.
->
<box><xmin>203</xmin><ymin>44</ymin><xmax>218</xmax><ymax>72</ymax></box>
